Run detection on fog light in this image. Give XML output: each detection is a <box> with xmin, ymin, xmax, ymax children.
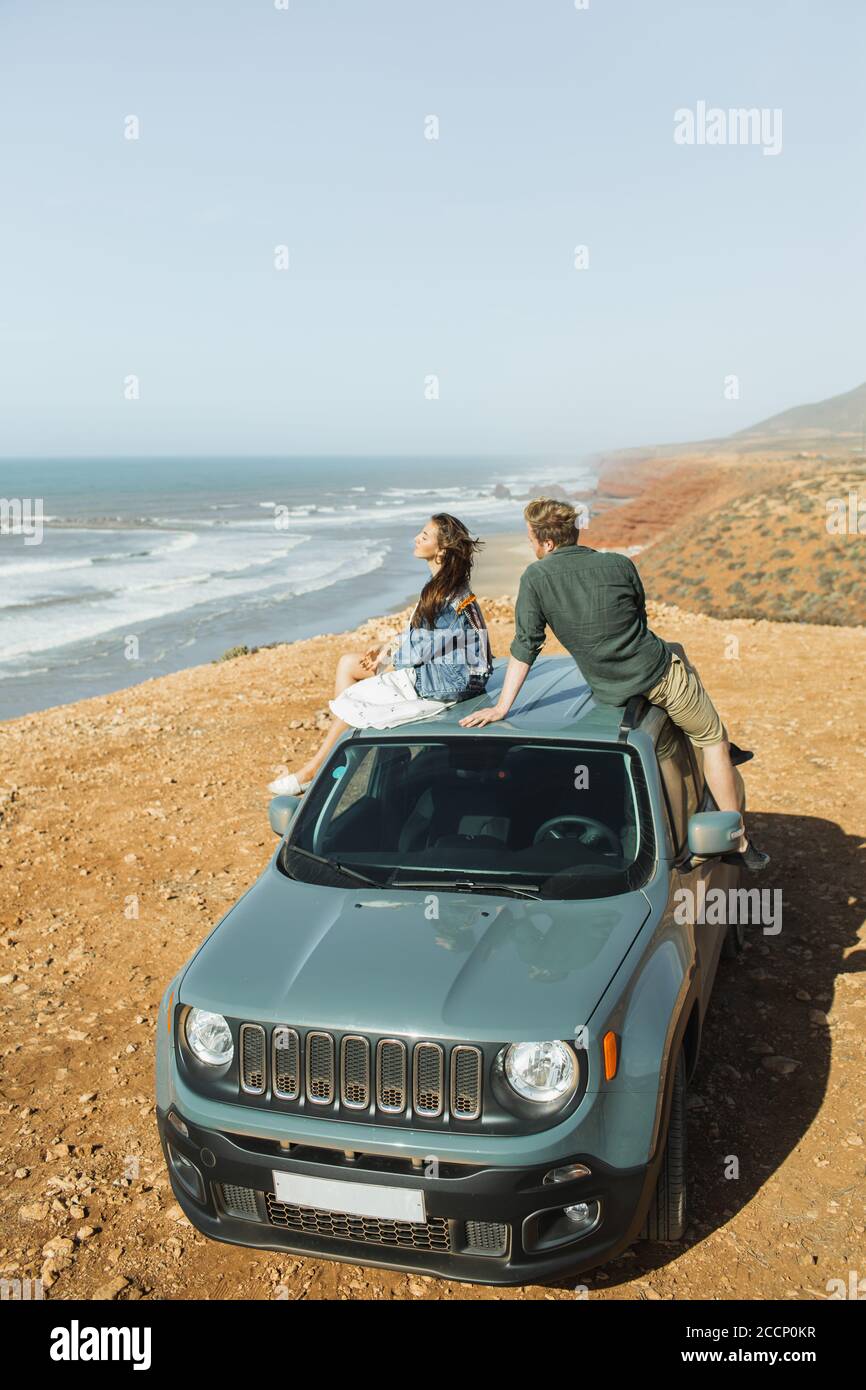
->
<box><xmin>523</xmin><ymin>1198</ymin><xmax>602</xmax><ymax>1253</ymax></box>
<box><xmin>167</xmin><ymin>1110</ymin><xmax>189</xmax><ymax>1138</ymax></box>
<box><xmin>167</xmin><ymin>1143</ymin><xmax>205</xmax><ymax>1203</ymax></box>
<box><xmin>543</xmin><ymin>1163</ymin><xmax>591</xmax><ymax>1185</ymax></box>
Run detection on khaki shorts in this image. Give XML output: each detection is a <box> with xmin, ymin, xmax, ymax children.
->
<box><xmin>642</xmin><ymin>646</ymin><xmax>727</xmax><ymax>748</ymax></box>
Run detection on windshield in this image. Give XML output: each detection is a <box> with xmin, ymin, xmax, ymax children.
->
<box><xmin>280</xmin><ymin>736</ymin><xmax>654</xmax><ymax>900</ymax></box>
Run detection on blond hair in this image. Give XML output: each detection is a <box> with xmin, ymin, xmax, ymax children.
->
<box><xmin>524</xmin><ymin>497</ymin><xmax>579</xmax><ymax>548</ymax></box>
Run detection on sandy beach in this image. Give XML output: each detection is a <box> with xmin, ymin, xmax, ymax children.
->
<box><xmin>470</xmin><ymin>530</ymin><xmax>533</xmax><ymax>597</ymax></box>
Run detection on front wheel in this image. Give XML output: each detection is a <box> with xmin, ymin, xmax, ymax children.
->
<box><xmin>639</xmin><ymin>1049</ymin><xmax>687</xmax><ymax>1242</ymax></box>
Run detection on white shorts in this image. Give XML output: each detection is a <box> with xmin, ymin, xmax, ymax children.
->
<box><xmin>329</xmin><ymin>666</ymin><xmax>455</xmax><ymax>731</ymax></box>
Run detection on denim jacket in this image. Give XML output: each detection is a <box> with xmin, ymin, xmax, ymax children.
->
<box><xmin>391</xmin><ymin>588</ymin><xmax>492</xmax><ymax>701</ymax></box>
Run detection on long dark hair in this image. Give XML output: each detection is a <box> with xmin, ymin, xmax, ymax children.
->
<box><xmin>411</xmin><ymin>514</ymin><xmax>483</xmax><ymax>629</ymax></box>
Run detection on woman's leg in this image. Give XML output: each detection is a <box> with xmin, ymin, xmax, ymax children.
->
<box><xmin>294</xmin><ymin>652</ymin><xmax>369</xmax><ymax>782</ymax></box>
<box><xmin>334</xmin><ymin>652</ymin><xmax>369</xmax><ymax>698</ymax></box>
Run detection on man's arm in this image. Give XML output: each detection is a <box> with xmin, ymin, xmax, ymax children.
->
<box><xmin>629</xmin><ymin>558</ymin><xmax>648</xmax><ymax>621</ymax></box>
<box><xmin>458</xmin><ymin>654</ymin><xmax>530</xmax><ymax>726</ymax></box>
<box><xmin>458</xmin><ymin>570</ymin><xmax>544</xmax><ymax>727</ymax></box>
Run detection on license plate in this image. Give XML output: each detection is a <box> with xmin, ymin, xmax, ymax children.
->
<box><xmin>272</xmin><ymin>1170</ymin><xmax>426</xmax><ymax>1223</ymax></box>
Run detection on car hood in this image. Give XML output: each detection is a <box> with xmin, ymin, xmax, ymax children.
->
<box><xmin>179</xmin><ymin>857</ymin><xmax>651</xmax><ymax>1042</ymax></box>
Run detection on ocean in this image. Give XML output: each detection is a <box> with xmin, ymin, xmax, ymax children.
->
<box><xmin>0</xmin><ymin>456</ymin><xmax>596</xmax><ymax>721</ymax></box>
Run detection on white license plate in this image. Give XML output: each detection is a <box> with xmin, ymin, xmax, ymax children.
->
<box><xmin>272</xmin><ymin>1170</ymin><xmax>426</xmax><ymax>1224</ymax></box>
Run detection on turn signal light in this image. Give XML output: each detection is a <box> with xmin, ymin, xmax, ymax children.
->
<box><xmin>603</xmin><ymin>1031</ymin><xmax>618</xmax><ymax>1081</ymax></box>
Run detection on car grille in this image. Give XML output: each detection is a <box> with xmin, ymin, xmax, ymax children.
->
<box><xmin>464</xmin><ymin>1220</ymin><xmax>509</xmax><ymax>1256</ymax></box>
<box><xmin>219</xmin><ymin>1183</ymin><xmax>261</xmax><ymax>1221</ymax></box>
<box><xmin>217</xmin><ymin>1184</ymin><xmax>509</xmax><ymax>1259</ymax></box>
<box><xmin>266</xmin><ymin>1194</ymin><xmax>452</xmax><ymax>1252</ymax></box>
<box><xmin>238</xmin><ymin>1025</ymin><xmax>483</xmax><ymax>1126</ymax></box>
<box><xmin>239</xmin><ymin>1024</ymin><xmax>266</xmax><ymax>1094</ymax></box>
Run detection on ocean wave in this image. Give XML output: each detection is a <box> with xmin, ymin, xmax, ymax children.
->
<box><xmin>0</xmin><ymin>538</ymin><xmax>386</xmax><ymax>663</ymax></box>
<box><xmin>0</xmin><ymin>530</ymin><xmax>198</xmax><ymax>580</ymax></box>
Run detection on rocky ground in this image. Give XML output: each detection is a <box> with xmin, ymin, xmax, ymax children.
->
<box><xmin>1</xmin><ymin>593</ymin><xmax>864</xmax><ymax>1301</ymax></box>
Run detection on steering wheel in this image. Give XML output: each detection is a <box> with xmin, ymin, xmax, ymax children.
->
<box><xmin>532</xmin><ymin>814</ymin><xmax>621</xmax><ymax>854</ymax></box>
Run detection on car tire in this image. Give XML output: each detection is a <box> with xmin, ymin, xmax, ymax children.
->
<box><xmin>639</xmin><ymin>1049</ymin><xmax>687</xmax><ymax>1243</ymax></box>
<box><xmin>721</xmin><ymin>916</ymin><xmax>746</xmax><ymax>959</ymax></box>
<box><xmin>721</xmin><ymin>865</ymin><xmax>746</xmax><ymax>959</ymax></box>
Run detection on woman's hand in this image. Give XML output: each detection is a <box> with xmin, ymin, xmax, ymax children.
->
<box><xmin>360</xmin><ymin>644</ymin><xmax>382</xmax><ymax>673</ymax></box>
<box><xmin>458</xmin><ymin>705</ymin><xmax>507</xmax><ymax>728</ymax></box>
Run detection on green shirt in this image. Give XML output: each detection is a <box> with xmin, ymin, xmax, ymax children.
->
<box><xmin>510</xmin><ymin>544</ymin><xmax>671</xmax><ymax>706</ymax></box>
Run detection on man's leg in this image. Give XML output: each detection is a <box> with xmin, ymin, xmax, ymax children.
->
<box><xmin>702</xmin><ymin>739</ymin><xmax>746</xmax><ymax>834</ymax></box>
<box><xmin>643</xmin><ymin>649</ymin><xmax>769</xmax><ymax>869</ymax></box>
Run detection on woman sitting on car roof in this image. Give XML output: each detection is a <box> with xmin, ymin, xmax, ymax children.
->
<box><xmin>268</xmin><ymin>513</ymin><xmax>492</xmax><ymax>796</ymax></box>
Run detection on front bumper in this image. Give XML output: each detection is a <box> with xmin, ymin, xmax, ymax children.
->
<box><xmin>156</xmin><ymin>1105</ymin><xmax>656</xmax><ymax>1286</ymax></box>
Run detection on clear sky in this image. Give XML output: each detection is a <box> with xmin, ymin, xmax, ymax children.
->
<box><xmin>1</xmin><ymin>0</ymin><xmax>863</xmax><ymax>458</ymax></box>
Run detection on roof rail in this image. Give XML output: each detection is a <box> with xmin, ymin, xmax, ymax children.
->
<box><xmin>618</xmin><ymin>694</ymin><xmax>650</xmax><ymax>741</ymax></box>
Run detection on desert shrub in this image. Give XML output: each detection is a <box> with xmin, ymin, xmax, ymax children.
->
<box><xmin>215</xmin><ymin>645</ymin><xmax>252</xmax><ymax>662</ymax></box>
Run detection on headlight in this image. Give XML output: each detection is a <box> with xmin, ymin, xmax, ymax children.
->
<box><xmin>185</xmin><ymin>1009</ymin><xmax>234</xmax><ymax>1066</ymax></box>
<box><xmin>504</xmin><ymin>1041</ymin><xmax>576</xmax><ymax>1103</ymax></box>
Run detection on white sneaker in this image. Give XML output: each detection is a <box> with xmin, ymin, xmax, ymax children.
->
<box><xmin>267</xmin><ymin>772</ymin><xmax>312</xmax><ymax>795</ymax></box>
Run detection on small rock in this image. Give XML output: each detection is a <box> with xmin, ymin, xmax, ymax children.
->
<box><xmin>92</xmin><ymin>1276</ymin><xmax>129</xmax><ymax>1301</ymax></box>
<box><xmin>19</xmin><ymin>1202</ymin><xmax>50</xmax><ymax>1222</ymax></box>
<box><xmin>42</xmin><ymin>1237</ymin><xmax>74</xmax><ymax>1258</ymax></box>
<box><xmin>761</xmin><ymin>1055</ymin><xmax>801</xmax><ymax>1076</ymax></box>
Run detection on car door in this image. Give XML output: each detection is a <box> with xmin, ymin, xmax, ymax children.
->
<box><xmin>656</xmin><ymin>719</ymin><xmax>729</xmax><ymax>1007</ymax></box>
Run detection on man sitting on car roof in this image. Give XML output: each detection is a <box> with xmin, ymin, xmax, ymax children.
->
<box><xmin>459</xmin><ymin>497</ymin><xmax>769</xmax><ymax>872</ymax></box>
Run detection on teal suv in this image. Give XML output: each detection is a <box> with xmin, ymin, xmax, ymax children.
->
<box><xmin>156</xmin><ymin>655</ymin><xmax>747</xmax><ymax>1286</ymax></box>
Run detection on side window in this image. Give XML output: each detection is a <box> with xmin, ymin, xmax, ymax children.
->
<box><xmin>328</xmin><ymin>746</ymin><xmax>375</xmax><ymax>818</ymax></box>
<box><xmin>656</xmin><ymin>718</ymin><xmax>699</xmax><ymax>852</ymax></box>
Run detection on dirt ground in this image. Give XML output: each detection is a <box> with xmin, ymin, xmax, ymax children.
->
<box><xmin>1</xmin><ymin>597</ymin><xmax>864</xmax><ymax>1302</ymax></box>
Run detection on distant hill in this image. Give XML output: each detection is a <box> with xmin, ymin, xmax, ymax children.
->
<box><xmin>596</xmin><ymin>379</ymin><xmax>866</xmax><ymax>470</ymax></box>
<box><xmin>733</xmin><ymin>380</ymin><xmax>866</xmax><ymax>447</ymax></box>
<box><xmin>636</xmin><ymin>466</ymin><xmax>866</xmax><ymax>626</ymax></box>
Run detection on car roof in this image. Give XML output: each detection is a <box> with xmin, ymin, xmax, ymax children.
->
<box><xmin>355</xmin><ymin>655</ymin><xmax>636</xmax><ymax>744</ymax></box>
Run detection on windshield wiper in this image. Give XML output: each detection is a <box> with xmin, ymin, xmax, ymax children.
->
<box><xmin>389</xmin><ymin>877</ymin><xmax>540</xmax><ymax>900</ymax></box>
<box><xmin>283</xmin><ymin>843</ymin><xmax>383</xmax><ymax>888</ymax></box>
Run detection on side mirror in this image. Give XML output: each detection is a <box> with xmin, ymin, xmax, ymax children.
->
<box><xmin>269</xmin><ymin>794</ymin><xmax>301</xmax><ymax>837</ymax></box>
<box><xmin>687</xmin><ymin>810</ymin><xmax>743</xmax><ymax>858</ymax></box>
